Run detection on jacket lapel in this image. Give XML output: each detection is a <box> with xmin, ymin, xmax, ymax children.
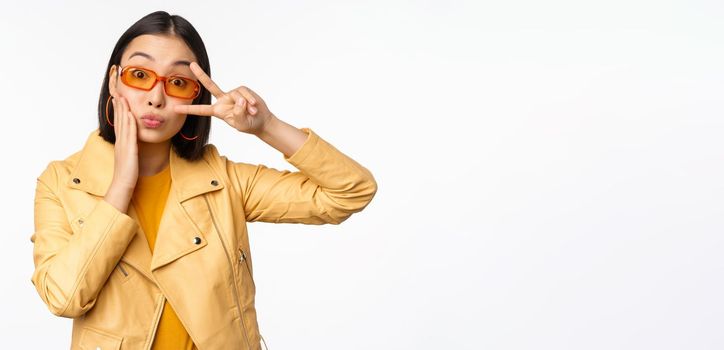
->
<box><xmin>68</xmin><ymin>130</ymin><xmax>114</xmax><ymax>197</ymax></box>
<box><xmin>150</xmin><ymin>140</ymin><xmax>224</xmax><ymax>271</ymax></box>
<box><xmin>124</xmin><ymin>204</ymin><xmax>154</xmax><ymax>281</ymax></box>
<box><xmin>68</xmin><ymin>129</ymin><xmax>226</xmax><ymax>277</ymax></box>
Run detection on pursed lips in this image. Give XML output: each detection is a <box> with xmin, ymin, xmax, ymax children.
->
<box><xmin>141</xmin><ymin>114</ymin><xmax>164</xmax><ymax>122</ymax></box>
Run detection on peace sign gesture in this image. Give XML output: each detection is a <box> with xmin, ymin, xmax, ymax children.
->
<box><xmin>174</xmin><ymin>62</ymin><xmax>273</xmax><ymax>135</ymax></box>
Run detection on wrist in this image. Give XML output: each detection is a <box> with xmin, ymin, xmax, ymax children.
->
<box><xmin>109</xmin><ymin>179</ymin><xmax>136</xmax><ymax>193</ymax></box>
<box><xmin>104</xmin><ymin>184</ymin><xmax>133</xmax><ymax>213</ymax></box>
<box><xmin>254</xmin><ymin>113</ymin><xmax>279</xmax><ymax>140</ymax></box>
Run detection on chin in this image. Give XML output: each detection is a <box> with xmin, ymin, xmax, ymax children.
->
<box><xmin>137</xmin><ymin>129</ymin><xmax>175</xmax><ymax>144</ymax></box>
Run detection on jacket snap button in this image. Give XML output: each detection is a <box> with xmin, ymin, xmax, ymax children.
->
<box><xmin>193</xmin><ymin>237</ymin><xmax>202</xmax><ymax>245</ymax></box>
<box><xmin>73</xmin><ymin>178</ymin><xmax>81</xmax><ymax>184</ymax></box>
<box><xmin>210</xmin><ymin>180</ymin><xmax>218</xmax><ymax>186</ymax></box>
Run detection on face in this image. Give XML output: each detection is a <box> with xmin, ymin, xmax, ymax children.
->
<box><xmin>108</xmin><ymin>34</ymin><xmax>198</xmax><ymax>144</ymax></box>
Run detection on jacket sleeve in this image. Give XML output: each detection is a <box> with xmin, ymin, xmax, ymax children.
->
<box><xmin>226</xmin><ymin>128</ymin><xmax>377</xmax><ymax>224</ymax></box>
<box><xmin>30</xmin><ymin>163</ymin><xmax>139</xmax><ymax>318</ymax></box>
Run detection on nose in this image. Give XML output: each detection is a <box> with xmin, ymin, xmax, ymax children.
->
<box><xmin>147</xmin><ymin>80</ymin><xmax>165</xmax><ymax>108</ymax></box>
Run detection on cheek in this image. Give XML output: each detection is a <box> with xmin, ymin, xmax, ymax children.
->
<box><xmin>169</xmin><ymin>115</ymin><xmax>188</xmax><ymax>129</ymax></box>
<box><xmin>116</xmin><ymin>83</ymin><xmax>137</xmax><ymax>98</ymax></box>
<box><xmin>117</xmin><ymin>86</ymin><xmax>145</xmax><ymax>113</ymax></box>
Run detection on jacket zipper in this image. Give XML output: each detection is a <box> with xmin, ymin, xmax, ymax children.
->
<box><xmin>117</xmin><ymin>263</ymin><xmax>129</xmax><ymax>277</ymax></box>
<box><xmin>238</xmin><ymin>249</ymin><xmax>256</xmax><ymax>290</ymax></box>
<box><xmin>145</xmin><ymin>294</ymin><xmax>166</xmax><ymax>350</ymax></box>
<box><xmin>204</xmin><ymin>196</ymin><xmax>253</xmax><ymax>350</ymax></box>
<box><xmin>239</xmin><ymin>249</ymin><xmax>268</xmax><ymax>349</ymax></box>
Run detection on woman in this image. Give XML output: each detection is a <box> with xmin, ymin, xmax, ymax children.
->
<box><xmin>30</xmin><ymin>11</ymin><xmax>377</xmax><ymax>350</ymax></box>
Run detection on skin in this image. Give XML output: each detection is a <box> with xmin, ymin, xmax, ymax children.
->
<box><xmin>104</xmin><ymin>33</ymin><xmax>308</xmax><ymax>213</ymax></box>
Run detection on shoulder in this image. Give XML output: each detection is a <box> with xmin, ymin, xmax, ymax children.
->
<box><xmin>198</xmin><ymin>143</ymin><xmax>265</xmax><ymax>189</ymax></box>
<box><xmin>37</xmin><ymin>129</ymin><xmax>109</xmax><ymax>188</ymax></box>
<box><xmin>199</xmin><ymin>142</ymin><xmax>256</xmax><ymax>171</ymax></box>
<box><xmin>200</xmin><ymin>143</ymin><xmax>226</xmax><ymax>169</ymax></box>
<box><xmin>36</xmin><ymin>150</ymin><xmax>82</xmax><ymax>189</ymax></box>
<box><xmin>200</xmin><ymin>142</ymin><xmax>260</xmax><ymax>169</ymax></box>
<box><xmin>199</xmin><ymin>143</ymin><xmax>237</xmax><ymax>181</ymax></box>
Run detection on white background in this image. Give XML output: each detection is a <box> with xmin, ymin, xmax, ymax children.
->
<box><xmin>1</xmin><ymin>0</ymin><xmax>723</xmax><ymax>349</ymax></box>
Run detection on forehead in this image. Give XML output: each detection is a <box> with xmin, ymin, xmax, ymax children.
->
<box><xmin>121</xmin><ymin>34</ymin><xmax>196</xmax><ymax>68</ymax></box>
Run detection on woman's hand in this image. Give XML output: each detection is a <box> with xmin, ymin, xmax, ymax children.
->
<box><xmin>110</xmin><ymin>95</ymin><xmax>139</xmax><ymax>189</ymax></box>
<box><xmin>104</xmin><ymin>94</ymin><xmax>139</xmax><ymax>213</ymax></box>
<box><xmin>173</xmin><ymin>62</ymin><xmax>274</xmax><ymax>135</ymax></box>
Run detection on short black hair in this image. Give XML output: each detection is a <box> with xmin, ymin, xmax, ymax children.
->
<box><xmin>97</xmin><ymin>11</ymin><xmax>212</xmax><ymax>161</ymax></box>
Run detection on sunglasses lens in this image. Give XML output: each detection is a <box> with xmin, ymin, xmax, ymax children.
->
<box><xmin>165</xmin><ymin>77</ymin><xmax>200</xmax><ymax>99</ymax></box>
<box><xmin>120</xmin><ymin>67</ymin><xmax>200</xmax><ymax>99</ymax></box>
<box><xmin>122</xmin><ymin>67</ymin><xmax>156</xmax><ymax>89</ymax></box>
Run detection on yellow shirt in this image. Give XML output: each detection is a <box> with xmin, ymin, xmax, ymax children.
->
<box><xmin>131</xmin><ymin>164</ymin><xmax>196</xmax><ymax>350</ymax></box>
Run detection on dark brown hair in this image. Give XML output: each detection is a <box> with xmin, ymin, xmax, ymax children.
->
<box><xmin>97</xmin><ymin>11</ymin><xmax>212</xmax><ymax>161</ymax></box>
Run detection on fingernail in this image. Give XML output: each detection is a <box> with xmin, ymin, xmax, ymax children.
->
<box><xmin>250</xmin><ymin>107</ymin><xmax>257</xmax><ymax>114</ymax></box>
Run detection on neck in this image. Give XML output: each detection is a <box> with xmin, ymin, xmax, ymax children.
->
<box><xmin>138</xmin><ymin>140</ymin><xmax>171</xmax><ymax>176</ymax></box>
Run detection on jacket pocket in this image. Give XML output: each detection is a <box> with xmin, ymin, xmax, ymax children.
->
<box><xmin>238</xmin><ymin>248</ymin><xmax>256</xmax><ymax>291</ymax></box>
<box><xmin>78</xmin><ymin>326</ymin><xmax>122</xmax><ymax>350</ymax></box>
<box><xmin>113</xmin><ymin>261</ymin><xmax>135</xmax><ymax>285</ymax></box>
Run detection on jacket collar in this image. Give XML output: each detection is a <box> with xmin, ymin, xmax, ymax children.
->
<box><xmin>68</xmin><ymin>129</ymin><xmax>223</xmax><ymax>202</ymax></box>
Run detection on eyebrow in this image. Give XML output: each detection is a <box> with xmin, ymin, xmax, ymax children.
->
<box><xmin>127</xmin><ymin>51</ymin><xmax>192</xmax><ymax>67</ymax></box>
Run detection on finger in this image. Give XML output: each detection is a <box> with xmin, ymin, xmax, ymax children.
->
<box><xmin>231</xmin><ymin>90</ymin><xmax>256</xmax><ymax>115</ymax></box>
<box><xmin>174</xmin><ymin>104</ymin><xmax>215</xmax><ymax>116</ymax></box>
<box><xmin>189</xmin><ymin>62</ymin><xmax>225</xmax><ymax>99</ymax></box>
<box><xmin>230</xmin><ymin>91</ymin><xmax>248</xmax><ymax>116</ymax></box>
<box><xmin>126</xmin><ymin>98</ymin><xmax>137</xmax><ymax>141</ymax></box>
<box><xmin>111</xmin><ymin>97</ymin><xmax>120</xmax><ymax>136</ymax></box>
<box><xmin>229</xmin><ymin>90</ymin><xmax>244</xmax><ymax>105</ymax></box>
<box><xmin>237</xmin><ymin>86</ymin><xmax>257</xmax><ymax>105</ymax></box>
<box><xmin>232</xmin><ymin>95</ymin><xmax>246</xmax><ymax>116</ymax></box>
<box><xmin>122</xmin><ymin>97</ymin><xmax>134</xmax><ymax>136</ymax></box>
<box><xmin>118</xmin><ymin>99</ymin><xmax>127</xmax><ymax>145</ymax></box>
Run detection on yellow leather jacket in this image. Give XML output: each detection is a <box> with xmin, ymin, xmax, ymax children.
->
<box><xmin>30</xmin><ymin>128</ymin><xmax>377</xmax><ymax>349</ymax></box>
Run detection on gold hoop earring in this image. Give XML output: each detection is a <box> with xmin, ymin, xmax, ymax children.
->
<box><xmin>105</xmin><ymin>96</ymin><xmax>114</xmax><ymax>127</ymax></box>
